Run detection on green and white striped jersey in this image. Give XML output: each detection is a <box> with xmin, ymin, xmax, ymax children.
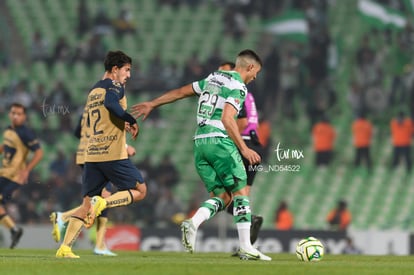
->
<box><xmin>192</xmin><ymin>70</ymin><xmax>247</xmax><ymax>139</ymax></box>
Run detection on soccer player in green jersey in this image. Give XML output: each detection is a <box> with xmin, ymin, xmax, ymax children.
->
<box><xmin>132</xmin><ymin>49</ymin><xmax>271</xmax><ymax>261</ymax></box>
<box><xmin>219</xmin><ymin>61</ymin><xmax>264</xmax><ymax>254</ymax></box>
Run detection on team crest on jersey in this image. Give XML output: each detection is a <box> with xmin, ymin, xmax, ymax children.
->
<box><xmin>112</xmin><ymin>80</ymin><xmax>122</xmax><ymax>88</ymax></box>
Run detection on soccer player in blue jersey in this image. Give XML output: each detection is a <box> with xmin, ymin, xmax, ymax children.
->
<box><xmin>132</xmin><ymin>50</ymin><xmax>271</xmax><ymax>261</ymax></box>
<box><xmin>0</xmin><ymin>103</ymin><xmax>43</xmax><ymax>248</ymax></box>
<box><xmin>55</xmin><ymin>51</ymin><xmax>147</xmax><ymax>258</ymax></box>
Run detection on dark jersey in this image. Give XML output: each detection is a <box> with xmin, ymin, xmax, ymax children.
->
<box><xmin>84</xmin><ymin>79</ymin><xmax>134</xmax><ymax>162</ymax></box>
<box><xmin>0</xmin><ymin>125</ymin><xmax>40</xmax><ymax>182</ymax></box>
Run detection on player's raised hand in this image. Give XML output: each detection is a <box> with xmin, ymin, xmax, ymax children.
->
<box><xmin>131</xmin><ymin>102</ymin><xmax>153</xmax><ymax>120</ymax></box>
<box><xmin>128</xmin><ymin>123</ymin><xmax>140</xmax><ymax>140</ymax></box>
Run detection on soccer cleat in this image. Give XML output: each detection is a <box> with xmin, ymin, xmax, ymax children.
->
<box><xmin>250</xmin><ymin>215</ymin><xmax>263</xmax><ymax>245</ymax></box>
<box><xmin>56</xmin><ymin>245</ymin><xmax>80</xmax><ymax>258</ymax></box>
<box><xmin>85</xmin><ymin>196</ymin><xmax>107</xmax><ymax>228</ymax></box>
<box><xmin>239</xmin><ymin>247</ymin><xmax>272</xmax><ymax>261</ymax></box>
<box><xmin>181</xmin><ymin>219</ymin><xmax>197</xmax><ymax>253</ymax></box>
<box><xmin>10</xmin><ymin>227</ymin><xmax>23</xmax><ymax>249</ymax></box>
<box><xmin>94</xmin><ymin>248</ymin><xmax>117</xmax><ymax>256</ymax></box>
<box><xmin>50</xmin><ymin>212</ymin><xmax>66</xmax><ymax>242</ymax></box>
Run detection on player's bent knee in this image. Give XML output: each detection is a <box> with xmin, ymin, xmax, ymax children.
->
<box><xmin>132</xmin><ymin>183</ymin><xmax>147</xmax><ymax>201</ymax></box>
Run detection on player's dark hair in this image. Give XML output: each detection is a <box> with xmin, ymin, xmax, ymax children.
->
<box><xmin>9</xmin><ymin>102</ymin><xmax>26</xmax><ymax>113</ymax></box>
<box><xmin>104</xmin><ymin>50</ymin><xmax>132</xmax><ymax>72</ymax></box>
<box><xmin>219</xmin><ymin>61</ymin><xmax>235</xmax><ymax>69</ymax></box>
<box><xmin>237</xmin><ymin>49</ymin><xmax>263</xmax><ymax>67</ymax></box>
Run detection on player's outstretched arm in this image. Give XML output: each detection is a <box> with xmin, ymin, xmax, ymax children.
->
<box><xmin>104</xmin><ymin>90</ymin><xmax>138</xmax><ymax>138</ymax></box>
<box><xmin>131</xmin><ymin>84</ymin><xmax>195</xmax><ymax>120</ymax></box>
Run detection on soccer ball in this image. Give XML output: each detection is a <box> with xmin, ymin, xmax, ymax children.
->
<box><xmin>296</xmin><ymin>237</ymin><xmax>324</xmax><ymax>262</ymax></box>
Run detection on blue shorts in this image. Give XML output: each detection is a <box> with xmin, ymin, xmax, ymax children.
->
<box><xmin>0</xmin><ymin>177</ymin><xmax>20</xmax><ymax>204</ymax></box>
<box><xmin>82</xmin><ymin>159</ymin><xmax>145</xmax><ymax>197</ymax></box>
<box><xmin>79</xmin><ymin>164</ymin><xmax>113</xmax><ymax>193</ymax></box>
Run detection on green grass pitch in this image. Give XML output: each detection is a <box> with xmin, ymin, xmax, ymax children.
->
<box><xmin>1</xmin><ymin>249</ymin><xmax>414</xmax><ymax>275</ymax></box>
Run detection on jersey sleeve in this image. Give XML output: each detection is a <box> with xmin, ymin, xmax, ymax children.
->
<box><xmin>192</xmin><ymin>80</ymin><xmax>203</xmax><ymax>96</ymax></box>
<box><xmin>18</xmin><ymin>127</ymin><xmax>41</xmax><ymax>151</ymax></box>
<box><xmin>237</xmin><ymin>102</ymin><xmax>247</xmax><ymax>119</ymax></box>
<box><xmin>225</xmin><ymin>88</ymin><xmax>246</xmax><ymax>113</ymax></box>
<box><xmin>104</xmin><ymin>83</ymin><xmax>137</xmax><ymax>125</ymax></box>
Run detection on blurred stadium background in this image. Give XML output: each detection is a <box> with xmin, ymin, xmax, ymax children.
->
<box><xmin>0</xmin><ymin>0</ymin><xmax>414</xmax><ymax>235</ymax></box>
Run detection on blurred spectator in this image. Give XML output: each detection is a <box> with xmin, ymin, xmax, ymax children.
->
<box><xmin>342</xmin><ymin>236</ymin><xmax>362</xmax><ymax>254</ymax></box>
<box><xmin>38</xmin><ymin>119</ymin><xmax>57</xmax><ymax>144</ymax></box>
<box><xmin>388</xmin><ymin>39</ymin><xmax>412</xmax><ymax>106</ymax></box>
<box><xmin>30</xmin><ymin>31</ymin><xmax>49</xmax><ymax>62</ymax></box>
<box><xmin>112</xmin><ymin>7</ymin><xmax>137</xmax><ymax>38</ymax></box>
<box><xmin>77</xmin><ymin>0</ymin><xmax>90</xmax><ymax>38</ymax></box>
<box><xmin>261</xmin><ymin>46</ymin><xmax>280</xmax><ymax>116</ymax></box>
<box><xmin>84</xmin><ymin>33</ymin><xmax>107</xmax><ymax>64</ymax></box>
<box><xmin>59</xmin><ymin>113</ymin><xmax>74</xmax><ymax>133</ymax></box>
<box><xmin>10</xmin><ymin>80</ymin><xmax>33</xmax><ymax>108</ymax></box>
<box><xmin>257</xmin><ymin>113</ymin><xmax>272</xmax><ymax>162</ymax></box>
<box><xmin>204</xmin><ymin>47</ymin><xmax>223</xmax><ymax>74</ymax></box>
<box><xmin>274</xmin><ymin>201</ymin><xmax>294</xmax><ymax>230</ymax></box>
<box><xmin>147</xmin><ymin>52</ymin><xmax>166</xmax><ymax>92</ymax></box>
<box><xmin>326</xmin><ymin>200</ymin><xmax>351</xmax><ymax>231</ymax></box>
<box><xmin>136</xmin><ymin>155</ymin><xmax>155</xmax><ymax>180</ymax></box>
<box><xmin>48</xmin><ymin>80</ymin><xmax>72</xmax><ymax>107</ymax></box>
<box><xmin>222</xmin><ymin>5</ymin><xmax>247</xmax><ymax>41</ymax></box>
<box><xmin>154</xmin><ymin>189</ymin><xmax>184</xmax><ymax>226</ymax></box>
<box><xmin>355</xmin><ymin>34</ymin><xmax>375</xmax><ymax>68</ymax></box>
<box><xmin>32</xmin><ymin>83</ymin><xmax>48</xmax><ymax>111</ymax></box>
<box><xmin>347</xmin><ymin>81</ymin><xmax>365</xmax><ymax>118</ymax></box>
<box><xmin>134</xmin><ymin>156</ymin><xmax>159</xmax><ymax>226</ymax></box>
<box><xmin>52</xmin><ymin>36</ymin><xmax>72</xmax><ymax>63</ymax></box>
<box><xmin>92</xmin><ymin>6</ymin><xmax>113</xmax><ymax>35</ymax></box>
<box><xmin>19</xmin><ymin>200</ymin><xmax>41</xmax><ymax>224</ymax></box>
<box><xmin>156</xmin><ymin>154</ymin><xmax>180</xmax><ymax>189</ymax></box>
<box><xmin>352</xmin><ymin>112</ymin><xmax>373</xmax><ymax>171</ymax></box>
<box><xmin>304</xmin><ymin>46</ymin><xmax>328</xmax><ymax>86</ymax></box>
<box><xmin>312</xmin><ymin>114</ymin><xmax>336</xmax><ymax>166</ymax></box>
<box><xmin>158</xmin><ymin>0</ymin><xmax>181</xmax><ymax>9</ymax></box>
<box><xmin>128</xmin><ymin>61</ymin><xmax>148</xmax><ymax>93</ymax></box>
<box><xmin>49</xmin><ymin>149</ymin><xmax>69</xmax><ymax>179</ymax></box>
<box><xmin>0</xmin><ymin>40</ymin><xmax>11</xmax><ymax>69</ymax></box>
<box><xmin>399</xmin><ymin>23</ymin><xmax>414</xmax><ymax>51</ymax></box>
<box><xmin>279</xmin><ymin>48</ymin><xmax>300</xmax><ymax>119</ymax></box>
<box><xmin>0</xmin><ymin>87</ymin><xmax>8</xmax><ymax>113</ymax></box>
<box><xmin>162</xmin><ymin>62</ymin><xmax>183</xmax><ymax>90</ymax></box>
<box><xmin>354</xmin><ymin>35</ymin><xmax>382</xmax><ymax>90</ymax></box>
<box><xmin>390</xmin><ymin>111</ymin><xmax>413</xmax><ymax>173</ymax></box>
<box><xmin>181</xmin><ymin>52</ymin><xmax>205</xmax><ymax>85</ymax></box>
<box><xmin>307</xmin><ymin>79</ymin><xmax>337</xmax><ymax>126</ymax></box>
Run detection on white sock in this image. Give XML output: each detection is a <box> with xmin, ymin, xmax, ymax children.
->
<box><xmin>191</xmin><ymin>207</ymin><xmax>210</xmax><ymax>229</ymax></box>
<box><xmin>237</xmin><ymin>222</ymin><xmax>253</xmax><ymax>251</ymax></box>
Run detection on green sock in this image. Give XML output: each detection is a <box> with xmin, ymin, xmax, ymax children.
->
<box><xmin>200</xmin><ymin>197</ymin><xmax>225</xmax><ymax>219</ymax></box>
<box><xmin>233</xmin><ymin>195</ymin><xmax>252</xmax><ymax>224</ymax></box>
